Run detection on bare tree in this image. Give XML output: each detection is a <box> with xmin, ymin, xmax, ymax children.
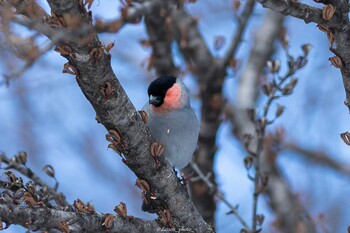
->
<box><xmin>1</xmin><ymin>0</ymin><xmax>350</xmax><ymax>233</ymax></box>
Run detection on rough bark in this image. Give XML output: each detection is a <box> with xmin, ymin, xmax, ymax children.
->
<box><xmin>46</xmin><ymin>0</ymin><xmax>212</xmax><ymax>232</ymax></box>
<box><xmin>0</xmin><ymin>204</ymin><xmax>164</xmax><ymax>233</ymax></box>
<box><xmin>0</xmin><ymin>1</ymin><xmax>214</xmax><ymax>232</ymax></box>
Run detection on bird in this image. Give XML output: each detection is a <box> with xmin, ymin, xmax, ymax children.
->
<box><xmin>141</xmin><ymin>75</ymin><xmax>199</xmax><ymax>213</ymax></box>
<box><xmin>142</xmin><ymin>75</ymin><xmax>200</xmax><ymax>170</ymax></box>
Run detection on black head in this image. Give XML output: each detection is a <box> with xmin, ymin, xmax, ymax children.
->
<box><xmin>147</xmin><ymin>76</ymin><xmax>177</xmax><ymax>107</ymax></box>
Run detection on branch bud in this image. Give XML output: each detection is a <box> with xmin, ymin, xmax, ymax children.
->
<box><xmin>340</xmin><ymin>131</ymin><xmax>350</xmax><ymax>146</ymax></box>
<box><xmin>267</xmin><ymin>60</ymin><xmax>280</xmax><ymax>73</ymax></box>
<box><xmin>275</xmin><ymin>104</ymin><xmax>284</xmax><ymax>118</ymax></box>
<box><xmin>301</xmin><ymin>44</ymin><xmax>312</xmax><ymax>56</ymax></box>
<box><xmin>329</xmin><ymin>56</ymin><xmax>343</xmax><ymax>68</ymax></box>
<box><xmin>262</xmin><ymin>83</ymin><xmax>273</xmax><ymax>96</ymax></box>
<box><xmin>322</xmin><ymin>4</ymin><xmax>336</xmax><ymax>21</ymax></box>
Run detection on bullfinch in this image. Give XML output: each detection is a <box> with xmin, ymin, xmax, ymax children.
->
<box><xmin>142</xmin><ymin>75</ymin><xmax>200</xmax><ymax>170</ymax></box>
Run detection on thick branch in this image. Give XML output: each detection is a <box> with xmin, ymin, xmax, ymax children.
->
<box><xmin>262</xmin><ymin>138</ymin><xmax>316</xmax><ymax>233</ymax></box>
<box><xmin>0</xmin><ymin>204</ymin><xmax>164</xmax><ymax>233</ymax></box>
<box><xmin>171</xmin><ymin>6</ymin><xmax>223</xmax><ymax>226</ymax></box>
<box><xmin>171</xmin><ymin>6</ymin><xmax>214</xmax><ymax>73</ymax></box>
<box><xmin>9</xmin><ymin>0</ymin><xmax>48</xmax><ymax>19</ymax></box>
<box><xmin>235</xmin><ymin>10</ymin><xmax>283</xmax><ymax>111</ymax></box>
<box><xmin>144</xmin><ymin>2</ymin><xmax>178</xmax><ymax>75</ymax></box>
<box><xmin>256</xmin><ymin>0</ymin><xmax>325</xmax><ymax>25</ymax></box>
<box><xmin>11</xmin><ymin>17</ymin><xmax>93</xmax><ymax>45</ymax></box>
<box><xmin>95</xmin><ymin>0</ymin><xmax>175</xmax><ymax>33</ymax></box>
<box><xmin>4</xmin><ymin>0</ymin><xmax>212</xmax><ymax>232</ymax></box>
<box><xmin>228</xmin><ymin>10</ymin><xmax>284</xmax><ymax>150</ymax></box>
<box><xmin>171</xmin><ymin>2</ymin><xmax>254</xmax><ymax>226</ymax></box>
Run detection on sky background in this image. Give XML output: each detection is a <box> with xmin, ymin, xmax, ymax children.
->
<box><xmin>1</xmin><ymin>0</ymin><xmax>350</xmax><ymax>232</ymax></box>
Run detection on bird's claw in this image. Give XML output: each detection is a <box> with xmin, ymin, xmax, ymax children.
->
<box><xmin>180</xmin><ymin>171</ymin><xmax>195</xmax><ymax>185</ymax></box>
<box><xmin>138</xmin><ymin>110</ymin><xmax>148</xmax><ymax>123</ymax></box>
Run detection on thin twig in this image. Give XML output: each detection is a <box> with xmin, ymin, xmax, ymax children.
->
<box><xmin>0</xmin><ymin>203</ymin><xmax>165</xmax><ymax>233</ymax></box>
<box><xmin>225</xmin><ymin>9</ymin><xmax>315</xmax><ymax>232</ymax></box>
<box><xmin>285</xmin><ymin>143</ymin><xmax>350</xmax><ymax>177</ymax></box>
<box><xmin>223</xmin><ymin>0</ymin><xmax>256</xmax><ymax>66</ymax></box>
<box><xmin>190</xmin><ymin>161</ymin><xmax>251</xmax><ymax>232</ymax></box>
<box><xmin>251</xmin><ymin>127</ymin><xmax>263</xmax><ymax>232</ymax></box>
<box><xmin>2</xmin><ymin>43</ymin><xmax>55</xmax><ymax>84</ymax></box>
<box><xmin>0</xmin><ymin>153</ymin><xmax>69</xmax><ymax>206</ymax></box>
<box><xmin>251</xmin><ymin>50</ymin><xmax>309</xmax><ymax>232</ymax></box>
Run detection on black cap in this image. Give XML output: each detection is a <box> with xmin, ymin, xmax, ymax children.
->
<box><xmin>147</xmin><ymin>76</ymin><xmax>177</xmax><ymax>107</ymax></box>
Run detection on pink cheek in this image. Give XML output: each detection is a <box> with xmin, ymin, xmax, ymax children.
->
<box><xmin>164</xmin><ymin>84</ymin><xmax>181</xmax><ymax>109</ymax></box>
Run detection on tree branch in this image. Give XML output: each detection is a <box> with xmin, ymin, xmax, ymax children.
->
<box><xmin>256</xmin><ymin>0</ymin><xmax>325</xmax><ymax>25</ymax></box>
<box><xmin>144</xmin><ymin>2</ymin><xmax>178</xmax><ymax>75</ymax></box>
<box><xmin>171</xmin><ymin>2</ymin><xmax>255</xmax><ymax>225</ymax></box>
<box><xmin>171</xmin><ymin>6</ymin><xmax>226</xmax><ymax>226</ymax></box>
<box><xmin>171</xmin><ymin>5</ymin><xmax>220</xmax><ymax>226</ymax></box>
<box><xmin>223</xmin><ymin>0</ymin><xmax>256</xmax><ymax>66</ymax></box>
<box><xmin>190</xmin><ymin>162</ymin><xmax>250</xmax><ymax>232</ymax></box>
<box><xmin>255</xmin><ymin>0</ymin><xmax>350</xmax><ymax>112</ymax></box>
<box><xmin>0</xmin><ymin>204</ymin><xmax>165</xmax><ymax>233</ymax></box>
<box><xmin>0</xmin><ymin>153</ymin><xmax>69</xmax><ymax>207</ymax></box>
<box><xmin>226</xmin><ymin>10</ymin><xmax>316</xmax><ymax>232</ymax></box>
<box><xmin>6</xmin><ymin>0</ymin><xmax>48</xmax><ymax>19</ymax></box>
<box><xmin>0</xmin><ymin>0</ymin><xmax>214</xmax><ymax>232</ymax></box>
<box><xmin>45</xmin><ymin>0</ymin><xmax>212</xmax><ymax>231</ymax></box>
<box><xmin>95</xmin><ymin>0</ymin><xmax>175</xmax><ymax>33</ymax></box>
<box><xmin>235</xmin><ymin>10</ymin><xmax>283</xmax><ymax>110</ymax></box>
<box><xmin>284</xmin><ymin>143</ymin><xmax>350</xmax><ymax>177</ymax></box>
<box><xmin>262</xmin><ymin>137</ymin><xmax>316</xmax><ymax>233</ymax></box>
<box><xmin>171</xmin><ymin>6</ymin><xmax>214</xmax><ymax>73</ymax></box>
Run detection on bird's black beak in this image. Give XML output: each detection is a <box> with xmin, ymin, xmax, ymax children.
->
<box><xmin>149</xmin><ymin>95</ymin><xmax>162</xmax><ymax>106</ymax></box>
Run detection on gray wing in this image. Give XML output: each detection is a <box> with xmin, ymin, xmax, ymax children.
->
<box><xmin>143</xmin><ymin>104</ymin><xmax>199</xmax><ymax>169</ymax></box>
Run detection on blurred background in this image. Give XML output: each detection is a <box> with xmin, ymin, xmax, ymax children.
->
<box><xmin>1</xmin><ymin>0</ymin><xmax>350</xmax><ymax>232</ymax></box>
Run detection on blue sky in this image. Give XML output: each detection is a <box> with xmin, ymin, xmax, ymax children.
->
<box><xmin>1</xmin><ymin>1</ymin><xmax>350</xmax><ymax>232</ymax></box>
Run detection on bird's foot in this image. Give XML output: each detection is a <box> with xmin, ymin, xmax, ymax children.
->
<box><xmin>180</xmin><ymin>171</ymin><xmax>195</xmax><ymax>185</ymax></box>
